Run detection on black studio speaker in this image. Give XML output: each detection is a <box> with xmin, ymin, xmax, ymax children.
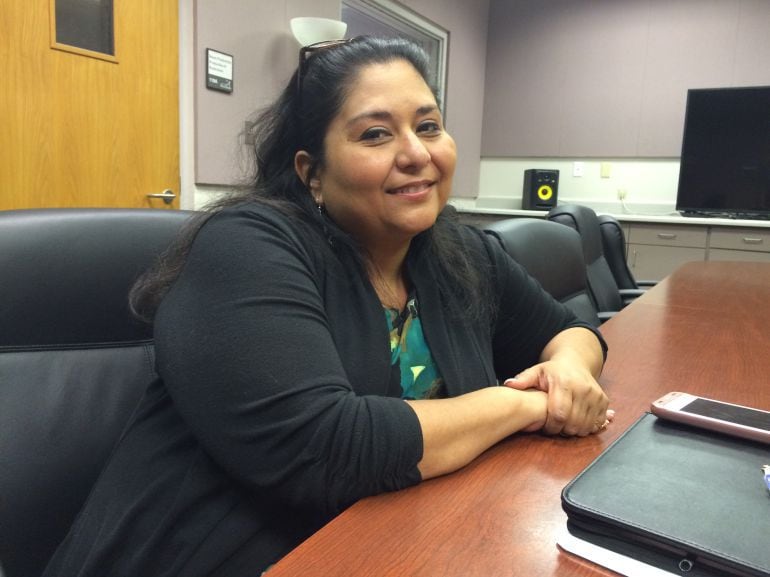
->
<box><xmin>522</xmin><ymin>169</ymin><xmax>559</xmax><ymax>210</ymax></box>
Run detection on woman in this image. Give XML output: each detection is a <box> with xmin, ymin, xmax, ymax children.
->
<box><xmin>44</xmin><ymin>36</ymin><xmax>610</xmax><ymax>576</ymax></box>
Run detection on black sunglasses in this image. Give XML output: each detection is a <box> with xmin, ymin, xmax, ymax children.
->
<box><xmin>296</xmin><ymin>38</ymin><xmax>356</xmax><ymax>102</ymax></box>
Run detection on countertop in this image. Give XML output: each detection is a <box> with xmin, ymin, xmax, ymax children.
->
<box><xmin>452</xmin><ymin>204</ymin><xmax>770</xmax><ymax>228</ymax></box>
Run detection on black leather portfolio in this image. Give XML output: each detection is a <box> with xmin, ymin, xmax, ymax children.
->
<box><xmin>560</xmin><ymin>412</ymin><xmax>770</xmax><ymax>577</ymax></box>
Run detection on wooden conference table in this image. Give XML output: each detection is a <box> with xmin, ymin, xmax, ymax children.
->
<box><xmin>269</xmin><ymin>261</ymin><xmax>770</xmax><ymax>577</ymax></box>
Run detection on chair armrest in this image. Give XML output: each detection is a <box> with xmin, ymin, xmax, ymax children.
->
<box><xmin>619</xmin><ymin>288</ymin><xmax>647</xmax><ymax>306</ymax></box>
<box><xmin>619</xmin><ymin>289</ymin><xmax>646</xmax><ymax>298</ymax></box>
<box><xmin>597</xmin><ymin>311</ymin><xmax>616</xmax><ymax>323</ymax></box>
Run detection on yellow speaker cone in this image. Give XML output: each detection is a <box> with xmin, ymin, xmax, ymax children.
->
<box><xmin>537</xmin><ymin>185</ymin><xmax>553</xmax><ymax>201</ymax></box>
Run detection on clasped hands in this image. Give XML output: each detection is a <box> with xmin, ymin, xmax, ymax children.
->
<box><xmin>504</xmin><ymin>360</ymin><xmax>614</xmax><ymax>437</ymax></box>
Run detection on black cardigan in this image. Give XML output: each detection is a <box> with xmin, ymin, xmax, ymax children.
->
<box><xmin>44</xmin><ymin>204</ymin><xmax>605</xmax><ymax>577</ymax></box>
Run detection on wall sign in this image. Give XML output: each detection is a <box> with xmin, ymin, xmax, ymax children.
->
<box><xmin>206</xmin><ymin>48</ymin><xmax>233</xmax><ymax>93</ymax></box>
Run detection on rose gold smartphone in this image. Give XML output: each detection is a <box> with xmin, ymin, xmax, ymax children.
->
<box><xmin>651</xmin><ymin>391</ymin><xmax>770</xmax><ymax>444</ymax></box>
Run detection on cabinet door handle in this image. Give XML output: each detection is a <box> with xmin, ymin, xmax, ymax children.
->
<box><xmin>657</xmin><ymin>233</ymin><xmax>677</xmax><ymax>240</ymax></box>
<box><xmin>742</xmin><ymin>237</ymin><xmax>763</xmax><ymax>245</ymax></box>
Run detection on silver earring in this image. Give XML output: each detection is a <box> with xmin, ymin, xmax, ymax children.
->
<box><xmin>313</xmin><ymin>195</ymin><xmax>324</xmax><ymax>216</ymax></box>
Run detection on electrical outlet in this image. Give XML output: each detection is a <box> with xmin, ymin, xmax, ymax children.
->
<box><xmin>617</xmin><ymin>189</ymin><xmax>628</xmax><ymax>200</ymax></box>
<box><xmin>573</xmin><ymin>162</ymin><xmax>584</xmax><ymax>177</ymax></box>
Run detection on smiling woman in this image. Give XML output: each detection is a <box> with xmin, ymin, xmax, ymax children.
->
<box><xmin>295</xmin><ymin>59</ymin><xmax>456</xmax><ymax>297</ymax></box>
<box><xmin>42</xmin><ymin>37</ymin><xmax>610</xmax><ymax>577</ymax></box>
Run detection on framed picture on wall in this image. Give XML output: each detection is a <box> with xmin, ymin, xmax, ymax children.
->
<box><xmin>341</xmin><ymin>0</ymin><xmax>448</xmax><ymax>114</ymax></box>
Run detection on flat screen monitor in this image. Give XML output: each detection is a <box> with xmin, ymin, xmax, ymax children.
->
<box><xmin>676</xmin><ymin>85</ymin><xmax>770</xmax><ymax>219</ymax></box>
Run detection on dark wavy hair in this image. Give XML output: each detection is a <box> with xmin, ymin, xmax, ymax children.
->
<box><xmin>130</xmin><ymin>36</ymin><xmax>490</xmax><ymax>322</ymax></box>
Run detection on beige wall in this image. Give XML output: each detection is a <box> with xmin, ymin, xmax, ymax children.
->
<box><xmin>193</xmin><ymin>0</ymin><xmax>339</xmax><ymax>187</ymax></box>
<box><xmin>476</xmin><ymin>0</ymin><xmax>770</xmax><ymax>212</ymax></box>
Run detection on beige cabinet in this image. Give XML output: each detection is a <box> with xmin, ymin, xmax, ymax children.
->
<box><xmin>627</xmin><ymin>223</ymin><xmax>770</xmax><ymax>279</ymax></box>
<box><xmin>626</xmin><ymin>224</ymin><xmax>707</xmax><ymax>281</ymax></box>
<box><xmin>708</xmin><ymin>228</ymin><xmax>770</xmax><ymax>263</ymax></box>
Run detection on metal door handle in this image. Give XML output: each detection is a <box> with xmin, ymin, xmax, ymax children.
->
<box><xmin>657</xmin><ymin>233</ymin><xmax>677</xmax><ymax>240</ymax></box>
<box><xmin>146</xmin><ymin>189</ymin><xmax>176</xmax><ymax>205</ymax></box>
<box><xmin>742</xmin><ymin>237</ymin><xmax>763</xmax><ymax>245</ymax></box>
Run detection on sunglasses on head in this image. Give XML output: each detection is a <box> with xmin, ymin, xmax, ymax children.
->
<box><xmin>296</xmin><ymin>38</ymin><xmax>356</xmax><ymax>101</ymax></box>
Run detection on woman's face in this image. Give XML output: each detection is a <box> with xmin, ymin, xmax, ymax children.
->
<box><xmin>301</xmin><ymin>59</ymin><xmax>457</xmax><ymax>255</ymax></box>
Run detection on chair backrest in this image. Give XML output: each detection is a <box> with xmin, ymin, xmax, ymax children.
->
<box><xmin>597</xmin><ymin>214</ymin><xmax>638</xmax><ymax>290</ymax></box>
<box><xmin>0</xmin><ymin>208</ymin><xmax>194</xmax><ymax>577</ymax></box>
<box><xmin>484</xmin><ymin>218</ymin><xmax>601</xmax><ymax>327</ymax></box>
<box><xmin>546</xmin><ymin>204</ymin><xmax>624</xmax><ymax>313</ymax></box>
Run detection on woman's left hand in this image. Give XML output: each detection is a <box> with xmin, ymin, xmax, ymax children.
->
<box><xmin>503</xmin><ymin>360</ymin><xmax>613</xmax><ymax>437</ymax></box>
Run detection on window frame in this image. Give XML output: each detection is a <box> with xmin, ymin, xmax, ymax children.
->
<box><xmin>49</xmin><ymin>0</ymin><xmax>118</xmax><ymax>63</ymax></box>
<box><xmin>341</xmin><ymin>0</ymin><xmax>449</xmax><ymax>114</ymax></box>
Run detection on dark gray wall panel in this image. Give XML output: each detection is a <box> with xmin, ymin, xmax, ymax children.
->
<box><xmin>482</xmin><ymin>0</ymin><xmax>770</xmax><ymax>158</ymax></box>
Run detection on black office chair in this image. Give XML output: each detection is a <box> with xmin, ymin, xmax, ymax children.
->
<box><xmin>0</xmin><ymin>208</ymin><xmax>194</xmax><ymax>577</ymax></box>
<box><xmin>484</xmin><ymin>218</ymin><xmax>601</xmax><ymax>327</ymax></box>
<box><xmin>546</xmin><ymin>204</ymin><xmax>645</xmax><ymax>316</ymax></box>
<box><xmin>597</xmin><ymin>214</ymin><xmax>657</xmax><ymax>292</ymax></box>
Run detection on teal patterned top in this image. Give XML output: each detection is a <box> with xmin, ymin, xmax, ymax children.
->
<box><xmin>385</xmin><ymin>296</ymin><xmax>445</xmax><ymax>399</ymax></box>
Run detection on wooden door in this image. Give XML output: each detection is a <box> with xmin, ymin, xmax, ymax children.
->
<box><xmin>0</xmin><ymin>0</ymin><xmax>179</xmax><ymax>209</ymax></box>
